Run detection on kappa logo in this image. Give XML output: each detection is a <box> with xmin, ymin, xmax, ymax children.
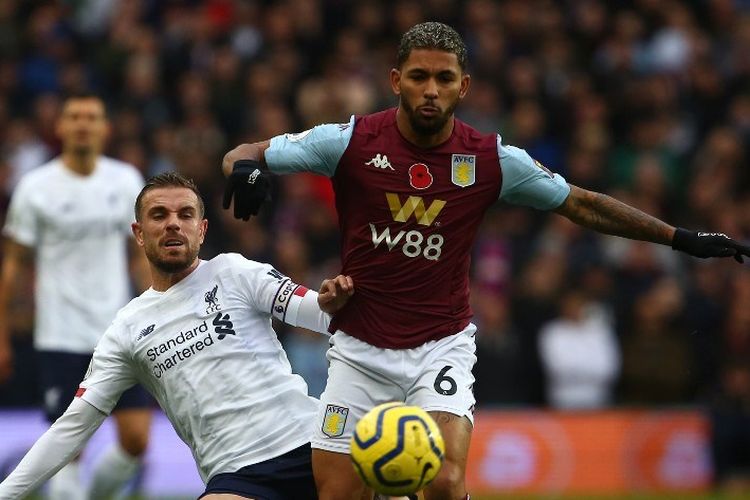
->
<box><xmin>136</xmin><ymin>324</ymin><xmax>156</xmax><ymax>342</ymax></box>
<box><xmin>204</xmin><ymin>285</ymin><xmax>220</xmax><ymax>314</ymax></box>
<box><xmin>322</xmin><ymin>404</ymin><xmax>349</xmax><ymax>437</ymax></box>
<box><xmin>365</xmin><ymin>153</ymin><xmax>394</xmax><ymax>170</ymax></box>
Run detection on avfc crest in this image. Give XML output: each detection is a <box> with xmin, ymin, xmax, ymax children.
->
<box><xmin>451</xmin><ymin>154</ymin><xmax>476</xmax><ymax>188</ymax></box>
<box><xmin>322</xmin><ymin>404</ymin><xmax>349</xmax><ymax>438</ymax></box>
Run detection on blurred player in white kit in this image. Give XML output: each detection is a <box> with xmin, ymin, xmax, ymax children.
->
<box><xmin>0</xmin><ymin>92</ymin><xmax>151</xmax><ymax>500</ymax></box>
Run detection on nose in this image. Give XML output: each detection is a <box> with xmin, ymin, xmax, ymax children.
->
<box><xmin>424</xmin><ymin>78</ymin><xmax>439</xmax><ymax>99</ymax></box>
<box><xmin>165</xmin><ymin>214</ymin><xmax>181</xmax><ymax>230</ymax></box>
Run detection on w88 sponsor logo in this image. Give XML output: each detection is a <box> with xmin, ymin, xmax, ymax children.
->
<box><xmin>369</xmin><ymin>192</ymin><xmax>446</xmax><ymax>261</ymax></box>
<box><xmin>369</xmin><ymin>223</ymin><xmax>444</xmax><ymax>261</ymax></box>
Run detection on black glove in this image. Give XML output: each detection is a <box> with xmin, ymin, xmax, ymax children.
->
<box><xmin>222</xmin><ymin>160</ymin><xmax>271</xmax><ymax>221</ymax></box>
<box><xmin>672</xmin><ymin>227</ymin><xmax>750</xmax><ymax>263</ymax></box>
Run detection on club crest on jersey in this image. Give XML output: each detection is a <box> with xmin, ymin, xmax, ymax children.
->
<box><xmin>204</xmin><ymin>285</ymin><xmax>221</xmax><ymax>314</ymax></box>
<box><xmin>322</xmin><ymin>404</ymin><xmax>349</xmax><ymax>437</ymax></box>
<box><xmin>451</xmin><ymin>154</ymin><xmax>476</xmax><ymax>188</ymax></box>
<box><xmin>409</xmin><ymin>163</ymin><xmax>433</xmax><ymax>190</ymax></box>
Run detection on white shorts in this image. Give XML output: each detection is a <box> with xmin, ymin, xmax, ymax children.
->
<box><xmin>311</xmin><ymin>324</ymin><xmax>477</xmax><ymax>454</ymax></box>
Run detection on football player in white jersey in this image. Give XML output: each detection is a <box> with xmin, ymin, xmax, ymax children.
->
<box><xmin>0</xmin><ymin>93</ymin><xmax>153</xmax><ymax>500</ymax></box>
<box><xmin>0</xmin><ymin>171</ymin><xmax>354</xmax><ymax>500</ymax></box>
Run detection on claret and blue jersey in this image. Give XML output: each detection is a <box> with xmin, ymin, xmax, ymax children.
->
<box><xmin>265</xmin><ymin>107</ymin><xmax>570</xmax><ymax>349</ymax></box>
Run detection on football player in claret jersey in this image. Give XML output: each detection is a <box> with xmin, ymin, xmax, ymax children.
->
<box><xmin>0</xmin><ymin>172</ymin><xmax>354</xmax><ymax>500</ymax></box>
<box><xmin>221</xmin><ymin>22</ymin><xmax>750</xmax><ymax>500</ymax></box>
<box><xmin>0</xmin><ymin>93</ymin><xmax>152</xmax><ymax>500</ymax></box>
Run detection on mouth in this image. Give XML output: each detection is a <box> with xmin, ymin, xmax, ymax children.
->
<box><xmin>417</xmin><ymin>105</ymin><xmax>440</xmax><ymax>118</ymax></box>
<box><xmin>163</xmin><ymin>238</ymin><xmax>184</xmax><ymax>248</ymax></box>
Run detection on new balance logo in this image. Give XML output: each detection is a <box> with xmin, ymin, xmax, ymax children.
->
<box><xmin>386</xmin><ymin>193</ymin><xmax>446</xmax><ymax>226</ymax></box>
<box><xmin>213</xmin><ymin>312</ymin><xmax>236</xmax><ymax>340</ymax></box>
<box><xmin>365</xmin><ymin>154</ymin><xmax>394</xmax><ymax>170</ymax></box>
<box><xmin>137</xmin><ymin>324</ymin><xmax>156</xmax><ymax>342</ymax></box>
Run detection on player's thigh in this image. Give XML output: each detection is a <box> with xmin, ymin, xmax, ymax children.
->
<box><xmin>312</xmin><ymin>448</ymin><xmax>365</xmax><ymax>500</ymax></box>
<box><xmin>311</xmin><ymin>347</ymin><xmax>403</xmax><ymax>454</ymax></box>
<box><xmin>407</xmin><ymin>328</ymin><xmax>476</xmax><ymax>425</ymax></box>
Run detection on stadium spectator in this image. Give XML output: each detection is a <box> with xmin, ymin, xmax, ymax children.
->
<box><xmin>0</xmin><ymin>93</ymin><xmax>152</xmax><ymax>500</ymax></box>
<box><xmin>221</xmin><ymin>21</ymin><xmax>750</xmax><ymax>500</ymax></box>
<box><xmin>538</xmin><ymin>290</ymin><xmax>620</xmax><ymax>409</ymax></box>
<box><xmin>0</xmin><ymin>171</ymin><xmax>354</xmax><ymax>500</ymax></box>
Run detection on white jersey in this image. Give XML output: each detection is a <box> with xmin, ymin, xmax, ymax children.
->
<box><xmin>77</xmin><ymin>254</ymin><xmax>320</xmax><ymax>482</ymax></box>
<box><xmin>3</xmin><ymin>157</ymin><xmax>144</xmax><ymax>353</ymax></box>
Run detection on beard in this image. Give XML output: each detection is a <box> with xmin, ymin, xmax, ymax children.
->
<box><xmin>146</xmin><ymin>245</ymin><xmax>199</xmax><ymax>274</ymax></box>
<box><xmin>401</xmin><ymin>97</ymin><xmax>458</xmax><ymax>136</ymax></box>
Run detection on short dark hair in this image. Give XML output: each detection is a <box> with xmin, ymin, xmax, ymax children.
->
<box><xmin>397</xmin><ymin>22</ymin><xmax>468</xmax><ymax>71</ymax></box>
<box><xmin>61</xmin><ymin>91</ymin><xmax>108</xmax><ymax>117</ymax></box>
<box><xmin>134</xmin><ymin>172</ymin><xmax>205</xmax><ymax>221</ymax></box>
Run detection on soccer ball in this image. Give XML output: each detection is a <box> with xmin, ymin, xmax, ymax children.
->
<box><xmin>350</xmin><ymin>402</ymin><xmax>445</xmax><ymax>496</ymax></box>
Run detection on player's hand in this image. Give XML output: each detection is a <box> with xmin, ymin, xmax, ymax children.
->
<box><xmin>318</xmin><ymin>275</ymin><xmax>354</xmax><ymax>314</ymax></box>
<box><xmin>222</xmin><ymin>160</ymin><xmax>271</xmax><ymax>221</ymax></box>
<box><xmin>672</xmin><ymin>228</ymin><xmax>750</xmax><ymax>263</ymax></box>
<box><xmin>0</xmin><ymin>330</ymin><xmax>14</xmax><ymax>384</ymax></box>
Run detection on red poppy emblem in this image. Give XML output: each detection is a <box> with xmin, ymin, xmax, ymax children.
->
<box><xmin>408</xmin><ymin>163</ymin><xmax>433</xmax><ymax>190</ymax></box>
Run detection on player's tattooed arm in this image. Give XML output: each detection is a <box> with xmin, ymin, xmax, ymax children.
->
<box><xmin>222</xmin><ymin>140</ymin><xmax>270</xmax><ymax>178</ymax></box>
<box><xmin>555</xmin><ymin>185</ymin><xmax>675</xmax><ymax>245</ymax></box>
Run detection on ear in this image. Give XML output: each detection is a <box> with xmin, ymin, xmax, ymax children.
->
<box><xmin>131</xmin><ymin>222</ymin><xmax>144</xmax><ymax>247</ymax></box>
<box><xmin>199</xmin><ymin>219</ymin><xmax>208</xmax><ymax>244</ymax></box>
<box><xmin>390</xmin><ymin>68</ymin><xmax>401</xmax><ymax>96</ymax></box>
<box><xmin>458</xmin><ymin>73</ymin><xmax>471</xmax><ymax>100</ymax></box>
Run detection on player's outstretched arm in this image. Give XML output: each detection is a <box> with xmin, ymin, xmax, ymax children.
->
<box><xmin>221</xmin><ymin>141</ymin><xmax>273</xmax><ymax>221</ymax></box>
<box><xmin>0</xmin><ymin>398</ymin><xmax>106</xmax><ymax>499</ymax></box>
<box><xmin>555</xmin><ymin>185</ymin><xmax>750</xmax><ymax>262</ymax></box>
<box><xmin>0</xmin><ymin>240</ymin><xmax>33</xmax><ymax>384</ymax></box>
<box><xmin>317</xmin><ymin>275</ymin><xmax>354</xmax><ymax>315</ymax></box>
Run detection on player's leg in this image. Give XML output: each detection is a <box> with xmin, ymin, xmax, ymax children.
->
<box><xmin>423</xmin><ymin>412</ymin><xmax>472</xmax><ymax>500</ymax></box>
<box><xmin>37</xmin><ymin>351</ymin><xmax>91</xmax><ymax>500</ymax></box>
<box><xmin>313</xmin><ymin>449</ymin><xmax>366</xmax><ymax>500</ymax></box>
<box><xmin>312</xmin><ymin>332</ymin><xmax>404</xmax><ymax>500</ymax></box>
<box><xmin>88</xmin><ymin>386</ymin><xmax>151</xmax><ymax>499</ymax></box>
<box><xmin>408</xmin><ymin>325</ymin><xmax>477</xmax><ymax>500</ymax></box>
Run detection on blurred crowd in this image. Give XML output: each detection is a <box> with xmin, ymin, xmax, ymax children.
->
<box><xmin>0</xmin><ymin>0</ymin><xmax>749</xmax><ymax>478</ymax></box>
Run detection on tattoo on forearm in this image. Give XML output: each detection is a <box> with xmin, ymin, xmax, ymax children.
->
<box><xmin>562</xmin><ymin>189</ymin><xmax>673</xmax><ymax>245</ymax></box>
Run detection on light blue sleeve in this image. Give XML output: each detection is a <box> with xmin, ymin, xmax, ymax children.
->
<box><xmin>498</xmin><ymin>137</ymin><xmax>570</xmax><ymax>210</ymax></box>
<box><xmin>264</xmin><ymin>116</ymin><xmax>355</xmax><ymax>177</ymax></box>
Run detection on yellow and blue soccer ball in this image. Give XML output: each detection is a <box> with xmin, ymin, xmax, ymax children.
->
<box><xmin>350</xmin><ymin>402</ymin><xmax>445</xmax><ymax>496</ymax></box>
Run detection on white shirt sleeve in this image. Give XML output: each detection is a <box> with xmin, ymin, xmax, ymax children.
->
<box><xmin>286</xmin><ymin>290</ymin><xmax>331</xmax><ymax>335</ymax></box>
<box><xmin>77</xmin><ymin>322</ymin><xmax>139</xmax><ymax>414</ymax></box>
<box><xmin>0</xmin><ymin>398</ymin><xmax>106</xmax><ymax>499</ymax></box>
<box><xmin>2</xmin><ymin>176</ymin><xmax>38</xmax><ymax>247</ymax></box>
<box><xmin>122</xmin><ymin>166</ymin><xmax>145</xmax><ymax>234</ymax></box>
<box><xmin>230</xmin><ymin>257</ymin><xmax>332</xmax><ymax>335</ymax></box>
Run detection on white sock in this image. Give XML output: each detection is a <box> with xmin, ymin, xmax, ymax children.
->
<box><xmin>88</xmin><ymin>443</ymin><xmax>142</xmax><ymax>500</ymax></box>
<box><xmin>48</xmin><ymin>461</ymin><xmax>86</xmax><ymax>500</ymax></box>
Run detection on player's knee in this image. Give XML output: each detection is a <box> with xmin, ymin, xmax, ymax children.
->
<box><xmin>119</xmin><ymin>430</ymin><xmax>149</xmax><ymax>457</ymax></box>
<box><xmin>424</xmin><ymin>458</ymin><xmax>465</xmax><ymax>499</ymax></box>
